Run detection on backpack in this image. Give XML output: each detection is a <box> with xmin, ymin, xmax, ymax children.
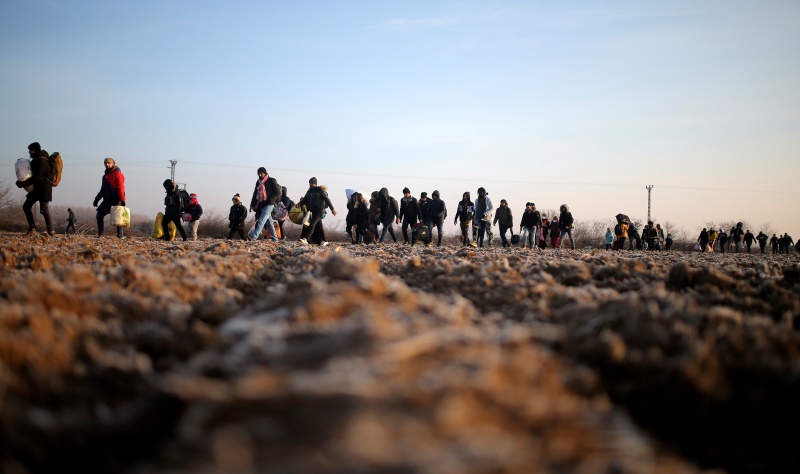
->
<box><xmin>179</xmin><ymin>189</ymin><xmax>191</xmax><ymax>211</ymax></box>
<box><xmin>274</xmin><ymin>201</ymin><xmax>288</xmax><ymax>221</ymax></box>
<box><xmin>48</xmin><ymin>152</ymin><xmax>63</xmax><ymax>186</ymax></box>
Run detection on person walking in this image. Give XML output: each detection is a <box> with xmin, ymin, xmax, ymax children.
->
<box><xmin>276</xmin><ymin>186</ymin><xmax>294</xmax><ymax>240</ymax></box>
<box><xmin>656</xmin><ymin>224</ymin><xmax>665</xmax><ymax>250</ymax></box>
<box><xmin>519</xmin><ymin>203</ymin><xmax>534</xmax><ymax>249</ymax></box>
<box><xmin>665</xmin><ymin>233</ymin><xmax>674</xmax><ymax>251</ymax></box>
<box><xmin>428</xmin><ymin>190</ymin><xmax>447</xmax><ymax>246</ymax></box>
<box><xmin>249</xmin><ymin>167</ymin><xmax>282</xmax><ymax>241</ymax></box>
<box><xmin>66</xmin><ymin>208</ymin><xmax>77</xmax><ymax>235</ymax></box>
<box><xmin>605</xmin><ymin>227</ymin><xmax>614</xmax><ymax>250</ymax></box>
<box><xmin>770</xmin><ymin>234</ymin><xmax>780</xmax><ymax>254</ymax></box>
<box><xmin>368</xmin><ymin>191</ymin><xmax>381</xmax><ymax>240</ymax></box>
<box><xmin>227</xmin><ymin>194</ymin><xmax>249</xmax><ymax>240</ymax></box>
<box><xmin>298</xmin><ymin>177</ymin><xmax>337</xmax><ymax>246</ymax></box>
<box><xmin>540</xmin><ymin>215</ymin><xmax>550</xmax><ymax>249</ymax></box>
<box><xmin>493</xmin><ymin>199</ymin><xmax>513</xmax><ymax>248</ymax></box>
<box><xmin>399</xmin><ymin>187</ymin><xmax>419</xmax><ymax>245</ymax></box>
<box><xmin>613</xmin><ymin>219</ymin><xmax>628</xmax><ymax>251</ymax></box>
<box><xmin>93</xmin><ymin>157</ymin><xmax>126</xmax><ymax>238</ymax></box>
<box><xmin>698</xmin><ymin>228</ymin><xmax>709</xmax><ymax>252</ymax></box>
<box><xmin>756</xmin><ymin>231</ymin><xmax>768</xmax><ymax>254</ymax></box>
<box><xmin>184</xmin><ymin>193</ymin><xmax>203</xmax><ymax>241</ymax></box>
<box><xmin>743</xmin><ymin>229</ymin><xmax>756</xmax><ymax>253</ymax></box>
<box><xmin>162</xmin><ymin>179</ymin><xmax>187</xmax><ymax>241</ymax></box>
<box><xmin>352</xmin><ymin>192</ymin><xmax>370</xmax><ymax>244</ymax></box>
<box><xmin>376</xmin><ymin>187</ymin><xmax>399</xmax><ymax>243</ymax></box>
<box><xmin>474</xmin><ymin>187</ymin><xmax>494</xmax><ymax>248</ymax></box>
<box><xmin>731</xmin><ymin>223</ymin><xmax>744</xmax><ymax>253</ymax></box>
<box><xmin>558</xmin><ymin>204</ymin><xmax>575</xmax><ymax>249</ymax></box>
<box><xmin>708</xmin><ymin>228</ymin><xmax>718</xmax><ymax>252</ymax></box>
<box><xmin>418</xmin><ymin>192</ymin><xmax>431</xmax><ymax>234</ymax></box>
<box><xmin>16</xmin><ymin>142</ymin><xmax>54</xmax><ymax>236</ymax></box>
<box><xmin>454</xmin><ymin>192</ymin><xmax>474</xmax><ymax>246</ymax></box>
<box><xmin>717</xmin><ymin>229</ymin><xmax>728</xmax><ymax>253</ymax></box>
<box><xmin>549</xmin><ymin>216</ymin><xmax>561</xmax><ymax>249</ymax></box>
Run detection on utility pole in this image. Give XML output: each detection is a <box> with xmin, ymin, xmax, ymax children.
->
<box><xmin>169</xmin><ymin>160</ymin><xmax>178</xmax><ymax>183</ymax></box>
<box><xmin>646</xmin><ymin>185</ymin><xmax>654</xmax><ymax>222</ymax></box>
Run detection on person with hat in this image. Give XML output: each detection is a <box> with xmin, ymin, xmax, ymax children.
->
<box><xmin>16</xmin><ymin>142</ymin><xmax>55</xmax><ymax>236</ymax></box>
<box><xmin>249</xmin><ymin>167</ymin><xmax>282</xmax><ymax>241</ymax></box>
<box><xmin>558</xmin><ymin>204</ymin><xmax>575</xmax><ymax>250</ymax></box>
<box><xmin>227</xmin><ymin>194</ymin><xmax>249</xmax><ymax>240</ymax></box>
<box><xmin>184</xmin><ymin>193</ymin><xmax>203</xmax><ymax>241</ymax></box>
<box><xmin>93</xmin><ymin>157</ymin><xmax>126</xmax><ymax>239</ymax></box>
<box><xmin>162</xmin><ymin>179</ymin><xmax>187</xmax><ymax>241</ymax></box>
<box><xmin>493</xmin><ymin>199</ymin><xmax>514</xmax><ymax>248</ymax></box>
<box><xmin>399</xmin><ymin>187</ymin><xmax>420</xmax><ymax>245</ymax></box>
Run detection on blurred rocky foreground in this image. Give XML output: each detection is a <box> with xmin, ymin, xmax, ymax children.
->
<box><xmin>1</xmin><ymin>236</ymin><xmax>799</xmax><ymax>474</ymax></box>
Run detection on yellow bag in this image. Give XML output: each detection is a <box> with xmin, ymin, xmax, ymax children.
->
<box><xmin>152</xmin><ymin>213</ymin><xmax>165</xmax><ymax>239</ymax></box>
<box><xmin>167</xmin><ymin>221</ymin><xmax>177</xmax><ymax>241</ymax></box>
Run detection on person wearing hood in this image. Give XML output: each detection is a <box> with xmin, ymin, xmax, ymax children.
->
<box><xmin>93</xmin><ymin>157</ymin><xmax>126</xmax><ymax>238</ymax></box>
<box><xmin>493</xmin><ymin>199</ymin><xmax>513</xmax><ymax>248</ymax></box>
<box><xmin>184</xmin><ymin>193</ymin><xmax>203</xmax><ymax>241</ymax></box>
<box><xmin>549</xmin><ymin>216</ymin><xmax>560</xmax><ymax>249</ymax></box>
<box><xmin>368</xmin><ymin>191</ymin><xmax>381</xmax><ymax>239</ymax></box>
<box><xmin>474</xmin><ymin>187</ymin><xmax>494</xmax><ymax>248</ymax></box>
<box><xmin>399</xmin><ymin>187</ymin><xmax>420</xmax><ymax>245</ymax></box>
<box><xmin>249</xmin><ymin>167</ymin><xmax>282</xmax><ymax>241</ymax></box>
<box><xmin>162</xmin><ymin>179</ymin><xmax>187</xmax><ymax>241</ymax></box>
<box><xmin>731</xmin><ymin>223</ymin><xmax>744</xmax><ymax>252</ymax></box>
<box><xmin>770</xmin><ymin>233</ymin><xmax>779</xmax><ymax>254</ymax></box>
<box><xmin>558</xmin><ymin>204</ymin><xmax>575</xmax><ymax>250</ymax></box>
<box><xmin>227</xmin><ymin>194</ymin><xmax>248</xmax><ymax>240</ymax></box>
<box><xmin>717</xmin><ymin>228</ymin><xmax>728</xmax><ymax>253</ymax></box>
<box><xmin>605</xmin><ymin>227</ymin><xmax>614</xmax><ymax>250</ymax></box>
<box><xmin>274</xmin><ymin>186</ymin><xmax>294</xmax><ymax>240</ymax></box>
<box><xmin>418</xmin><ymin>192</ymin><xmax>431</xmax><ymax>231</ymax></box>
<box><xmin>454</xmin><ymin>192</ymin><xmax>474</xmax><ymax>246</ymax></box>
<box><xmin>428</xmin><ymin>190</ymin><xmax>447</xmax><ymax>246</ymax></box>
<box><xmin>627</xmin><ymin>222</ymin><xmax>641</xmax><ymax>250</ymax></box>
<box><xmin>377</xmin><ymin>187</ymin><xmax>400</xmax><ymax>243</ymax></box>
<box><xmin>665</xmin><ymin>233</ymin><xmax>673</xmax><ymax>251</ymax></box>
<box><xmin>16</xmin><ymin>142</ymin><xmax>54</xmax><ymax>236</ymax></box>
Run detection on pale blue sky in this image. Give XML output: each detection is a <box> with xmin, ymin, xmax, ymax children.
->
<box><xmin>2</xmin><ymin>1</ymin><xmax>798</xmax><ymax>237</ymax></box>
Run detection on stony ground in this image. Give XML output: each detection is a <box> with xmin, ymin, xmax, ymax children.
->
<box><xmin>1</xmin><ymin>234</ymin><xmax>799</xmax><ymax>474</ymax></box>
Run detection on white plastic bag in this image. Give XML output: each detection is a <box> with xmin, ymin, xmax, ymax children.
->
<box><xmin>15</xmin><ymin>158</ymin><xmax>33</xmax><ymax>192</ymax></box>
<box><xmin>111</xmin><ymin>206</ymin><xmax>131</xmax><ymax>228</ymax></box>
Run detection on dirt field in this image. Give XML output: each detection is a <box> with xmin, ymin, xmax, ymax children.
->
<box><xmin>1</xmin><ymin>234</ymin><xmax>799</xmax><ymax>474</ymax></box>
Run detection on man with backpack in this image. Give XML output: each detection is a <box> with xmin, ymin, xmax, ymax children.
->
<box><xmin>249</xmin><ymin>167</ymin><xmax>282</xmax><ymax>241</ymax></box>
<box><xmin>16</xmin><ymin>142</ymin><xmax>55</xmax><ymax>236</ymax></box>
<box><xmin>93</xmin><ymin>157</ymin><xmax>126</xmax><ymax>239</ymax></box>
<box><xmin>298</xmin><ymin>177</ymin><xmax>337</xmax><ymax>245</ymax></box>
<box><xmin>161</xmin><ymin>179</ymin><xmax>188</xmax><ymax>241</ymax></box>
<box><xmin>493</xmin><ymin>199</ymin><xmax>513</xmax><ymax>248</ymax></box>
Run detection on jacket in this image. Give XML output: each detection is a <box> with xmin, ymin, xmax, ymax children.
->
<box><xmin>250</xmin><ymin>176</ymin><xmax>282</xmax><ymax>210</ymax></box>
<box><xmin>614</xmin><ymin>222</ymin><xmax>629</xmax><ymax>238</ymax></box>
<box><xmin>519</xmin><ymin>210</ymin><xmax>535</xmax><ymax>228</ymax></box>
<box><xmin>95</xmin><ymin>166</ymin><xmax>125</xmax><ymax>206</ymax></box>
<box><xmin>605</xmin><ymin>231</ymin><xmax>614</xmax><ymax>244</ymax></box>
<box><xmin>228</xmin><ymin>203</ymin><xmax>248</xmax><ymax>229</ymax></box>
<box><xmin>418</xmin><ymin>198</ymin><xmax>430</xmax><ymax>223</ymax></box>
<box><xmin>558</xmin><ymin>205</ymin><xmax>574</xmax><ymax>230</ymax></box>
<box><xmin>164</xmin><ymin>185</ymin><xmax>184</xmax><ymax>216</ymax></box>
<box><xmin>493</xmin><ymin>205</ymin><xmax>513</xmax><ymax>227</ymax></box>
<box><xmin>18</xmin><ymin>151</ymin><xmax>52</xmax><ymax>202</ymax></box>
<box><xmin>186</xmin><ymin>203</ymin><xmax>203</xmax><ymax>221</ymax></box>
<box><xmin>475</xmin><ymin>196</ymin><xmax>493</xmax><ymax>223</ymax></box>
<box><xmin>377</xmin><ymin>188</ymin><xmax>399</xmax><ymax>224</ymax></box>
<box><xmin>455</xmin><ymin>200</ymin><xmax>474</xmax><ymax>224</ymax></box>
<box><xmin>428</xmin><ymin>198</ymin><xmax>447</xmax><ymax>222</ymax></box>
<box><xmin>400</xmin><ymin>197</ymin><xmax>419</xmax><ymax>222</ymax></box>
<box><xmin>299</xmin><ymin>186</ymin><xmax>335</xmax><ymax>213</ymax></box>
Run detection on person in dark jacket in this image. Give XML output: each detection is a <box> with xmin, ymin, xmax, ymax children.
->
<box><xmin>185</xmin><ymin>193</ymin><xmax>203</xmax><ymax>241</ymax></box>
<box><xmin>418</xmin><ymin>192</ymin><xmax>431</xmax><ymax>228</ymax></box>
<box><xmin>298</xmin><ymin>177</ymin><xmax>337</xmax><ymax>245</ymax></box>
<box><xmin>756</xmin><ymin>231</ymin><xmax>768</xmax><ymax>253</ymax></box>
<box><xmin>345</xmin><ymin>192</ymin><xmax>360</xmax><ymax>244</ymax></box>
<box><xmin>368</xmin><ymin>191</ymin><xmax>381</xmax><ymax>240</ymax></box>
<box><xmin>665</xmin><ymin>233</ymin><xmax>673</xmax><ymax>251</ymax></box>
<box><xmin>162</xmin><ymin>179</ymin><xmax>187</xmax><ymax>241</ymax></box>
<box><xmin>770</xmin><ymin>234</ymin><xmax>779</xmax><ymax>254</ymax></box>
<box><xmin>540</xmin><ymin>216</ymin><xmax>550</xmax><ymax>249</ymax></box>
<box><xmin>273</xmin><ymin>186</ymin><xmax>294</xmax><ymax>240</ymax></box>
<box><xmin>93</xmin><ymin>157</ymin><xmax>126</xmax><ymax>239</ymax></box>
<box><xmin>643</xmin><ymin>221</ymin><xmax>658</xmax><ymax>251</ymax></box>
<box><xmin>377</xmin><ymin>187</ymin><xmax>400</xmax><ymax>243</ymax></box>
<box><xmin>519</xmin><ymin>203</ymin><xmax>535</xmax><ymax>249</ymax></box>
<box><xmin>698</xmin><ymin>228</ymin><xmax>709</xmax><ymax>252</ymax></box>
<box><xmin>428</xmin><ymin>190</ymin><xmax>447</xmax><ymax>246</ymax></box>
<box><xmin>530</xmin><ymin>203</ymin><xmax>542</xmax><ymax>248</ymax></box>
<box><xmin>493</xmin><ymin>199</ymin><xmax>513</xmax><ymax>248</ymax></box>
<box><xmin>473</xmin><ymin>187</ymin><xmax>494</xmax><ymax>248</ymax></box>
<box><xmin>558</xmin><ymin>204</ymin><xmax>575</xmax><ymax>249</ymax></box>
<box><xmin>16</xmin><ymin>142</ymin><xmax>54</xmax><ymax>236</ymax></box>
<box><xmin>399</xmin><ymin>187</ymin><xmax>419</xmax><ymax>245</ymax></box>
<box><xmin>66</xmin><ymin>208</ymin><xmax>76</xmax><ymax>235</ymax></box>
<box><xmin>352</xmin><ymin>192</ymin><xmax>370</xmax><ymax>244</ymax></box>
<box><xmin>628</xmin><ymin>223</ymin><xmax>641</xmax><ymax>250</ymax></box>
<box><xmin>743</xmin><ymin>229</ymin><xmax>756</xmax><ymax>253</ymax></box>
<box><xmin>249</xmin><ymin>167</ymin><xmax>282</xmax><ymax>241</ymax></box>
<box><xmin>227</xmin><ymin>194</ymin><xmax>249</xmax><ymax>240</ymax></box>
<box><xmin>717</xmin><ymin>229</ymin><xmax>728</xmax><ymax>253</ymax></box>
<box><xmin>454</xmin><ymin>192</ymin><xmax>474</xmax><ymax>246</ymax></box>
<box><xmin>731</xmin><ymin>223</ymin><xmax>744</xmax><ymax>253</ymax></box>
<box><xmin>549</xmin><ymin>216</ymin><xmax>561</xmax><ymax>248</ymax></box>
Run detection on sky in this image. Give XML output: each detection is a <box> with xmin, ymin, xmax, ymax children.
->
<box><xmin>2</xmin><ymin>0</ymin><xmax>798</xmax><ymax>238</ymax></box>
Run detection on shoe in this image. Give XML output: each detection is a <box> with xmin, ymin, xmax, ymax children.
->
<box><xmin>24</xmin><ymin>228</ymin><xmax>37</xmax><ymax>236</ymax></box>
<box><xmin>299</xmin><ymin>238</ymin><xmax>309</xmax><ymax>245</ymax></box>
<box><xmin>321</xmin><ymin>241</ymin><xmax>330</xmax><ymax>247</ymax></box>
<box><xmin>47</xmin><ymin>230</ymin><xmax>57</xmax><ymax>236</ymax></box>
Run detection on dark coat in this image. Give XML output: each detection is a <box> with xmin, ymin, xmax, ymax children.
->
<box><xmin>228</xmin><ymin>202</ymin><xmax>248</xmax><ymax>230</ymax></box>
<box><xmin>418</xmin><ymin>198</ymin><xmax>430</xmax><ymax>222</ymax></box>
<box><xmin>494</xmin><ymin>205</ymin><xmax>513</xmax><ymax>227</ymax></box>
<box><xmin>95</xmin><ymin>166</ymin><xmax>125</xmax><ymax>206</ymax></box>
<box><xmin>250</xmin><ymin>176</ymin><xmax>282</xmax><ymax>210</ymax></box>
<box><xmin>298</xmin><ymin>186</ymin><xmax>335</xmax><ymax>213</ymax></box>
<box><xmin>520</xmin><ymin>209</ymin><xmax>535</xmax><ymax>228</ymax></box>
<box><xmin>186</xmin><ymin>203</ymin><xmax>203</xmax><ymax>221</ymax></box>
<box><xmin>377</xmin><ymin>188</ymin><xmax>399</xmax><ymax>224</ymax></box>
<box><xmin>18</xmin><ymin>152</ymin><xmax>52</xmax><ymax>202</ymax></box>
<box><xmin>428</xmin><ymin>198</ymin><xmax>447</xmax><ymax>222</ymax></box>
<box><xmin>400</xmin><ymin>197</ymin><xmax>419</xmax><ymax>222</ymax></box>
<box><xmin>164</xmin><ymin>186</ymin><xmax>184</xmax><ymax>217</ymax></box>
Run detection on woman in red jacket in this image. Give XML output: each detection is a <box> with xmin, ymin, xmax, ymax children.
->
<box><xmin>93</xmin><ymin>157</ymin><xmax>126</xmax><ymax>238</ymax></box>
